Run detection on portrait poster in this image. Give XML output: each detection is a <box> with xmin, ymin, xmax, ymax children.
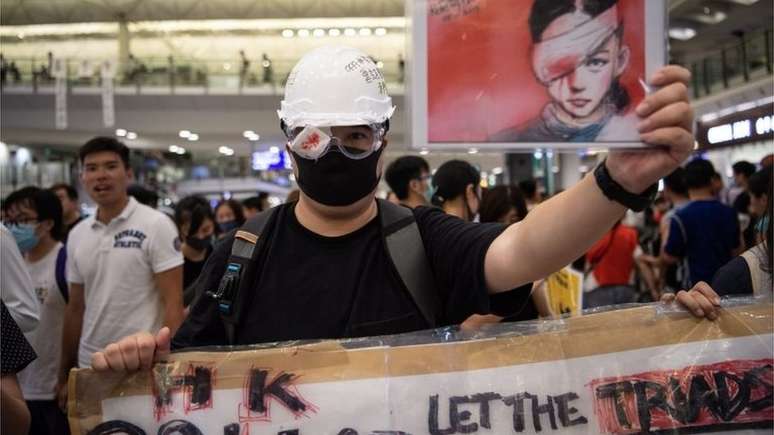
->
<box><xmin>408</xmin><ymin>0</ymin><xmax>667</xmax><ymax>150</ymax></box>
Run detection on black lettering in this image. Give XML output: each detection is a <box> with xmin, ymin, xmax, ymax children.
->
<box><xmin>428</xmin><ymin>394</ymin><xmax>454</xmax><ymax>435</ymax></box>
<box><xmin>157</xmin><ymin>419</ymin><xmax>203</xmax><ymax>435</ymax></box>
<box><xmin>249</xmin><ymin>369</ymin><xmax>306</xmax><ymax>413</ymax></box>
<box><xmin>595</xmin><ymin>381</ymin><xmax>634</xmax><ymax>429</ymax></box>
<box><xmin>470</xmin><ymin>393</ymin><xmax>501</xmax><ymax>429</ymax></box>
<box><xmin>449</xmin><ymin>396</ymin><xmax>477</xmax><ymax>433</ymax></box>
<box><xmin>632</xmin><ymin>380</ymin><xmax>668</xmax><ymax>433</ymax></box>
<box><xmin>552</xmin><ymin>392</ymin><xmax>588</xmax><ymax>427</ymax></box>
<box><xmin>529</xmin><ymin>393</ymin><xmax>557</xmax><ymax>432</ymax></box>
<box><xmin>746</xmin><ymin>365</ymin><xmax>774</xmax><ymax>412</ymax></box>
<box><xmin>502</xmin><ymin>393</ymin><xmax>528</xmax><ymax>432</ymax></box>
<box><xmin>188</xmin><ymin>367</ymin><xmax>212</xmax><ymax>405</ymax></box>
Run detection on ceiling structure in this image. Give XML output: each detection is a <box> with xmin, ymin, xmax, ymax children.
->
<box><xmin>0</xmin><ymin>0</ymin><xmax>404</xmax><ymax>25</ymax></box>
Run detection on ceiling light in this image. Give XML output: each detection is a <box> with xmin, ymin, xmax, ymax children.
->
<box><xmin>269</xmin><ymin>146</ymin><xmax>279</xmax><ymax>153</ymax></box>
<box><xmin>669</xmin><ymin>27</ymin><xmax>697</xmax><ymax>41</ymax></box>
<box><xmin>179</xmin><ymin>130</ymin><xmax>191</xmax><ymax>138</ymax></box>
<box><xmin>298</xmin><ymin>29</ymin><xmax>310</xmax><ymax>38</ymax></box>
<box><xmin>222</xmin><ymin>63</ymin><xmax>231</xmax><ymax>71</ymax></box>
<box><xmin>374</xmin><ymin>27</ymin><xmax>387</xmax><ymax>36</ymax></box>
<box><xmin>126</xmin><ymin>132</ymin><xmax>138</xmax><ymax>140</ymax></box>
<box><xmin>115</xmin><ymin>128</ymin><xmax>127</xmax><ymax>137</ymax></box>
<box><xmin>344</xmin><ymin>28</ymin><xmax>357</xmax><ymax>37</ymax></box>
<box><xmin>359</xmin><ymin>28</ymin><xmax>372</xmax><ymax>36</ymax></box>
<box><xmin>187</xmin><ymin>133</ymin><xmax>199</xmax><ymax>141</ymax></box>
<box><xmin>281</xmin><ymin>29</ymin><xmax>294</xmax><ymax>38</ymax></box>
<box><xmin>169</xmin><ymin>145</ymin><xmax>179</xmax><ymax>153</ymax></box>
<box><xmin>534</xmin><ymin>150</ymin><xmax>543</xmax><ymax>159</ymax></box>
<box><xmin>313</xmin><ymin>28</ymin><xmax>325</xmax><ymax>38</ymax></box>
<box><xmin>328</xmin><ymin>28</ymin><xmax>341</xmax><ymax>37</ymax></box>
<box><xmin>492</xmin><ymin>167</ymin><xmax>503</xmax><ymax>175</ymax></box>
<box><xmin>468</xmin><ymin>148</ymin><xmax>478</xmax><ymax>154</ymax></box>
<box><xmin>419</xmin><ymin>149</ymin><xmax>429</xmax><ymax>156</ymax></box>
<box><xmin>690</xmin><ymin>10</ymin><xmax>727</xmax><ymax>24</ymax></box>
<box><xmin>243</xmin><ymin>130</ymin><xmax>256</xmax><ymax>138</ymax></box>
<box><xmin>218</xmin><ymin>146</ymin><xmax>234</xmax><ymax>156</ymax></box>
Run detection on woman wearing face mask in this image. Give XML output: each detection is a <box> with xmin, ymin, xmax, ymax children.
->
<box><xmin>214</xmin><ymin>199</ymin><xmax>245</xmax><ymax>239</ymax></box>
<box><xmin>431</xmin><ymin>160</ymin><xmax>482</xmax><ymax>222</ymax></box>
<box><xmin>175</xmin><ymin>196</ymin><xmax>216</xmax><ymax>293</ymax></box>
<box><xmin>491</xmin><ymin>0</ymin><xmax>637</xmax><ymax>143</ymax></box>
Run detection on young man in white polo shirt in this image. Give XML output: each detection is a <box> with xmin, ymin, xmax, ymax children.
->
<box><xmin>57</xmin><ymin>137</ymin><xmax>184</xmax><ymax>407</ymax></box>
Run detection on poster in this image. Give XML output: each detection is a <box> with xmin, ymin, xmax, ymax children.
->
<box><xmin>69</xmin><ymin>302</ymin><xmax>773</xmax><ymax>434</ymax></box>
<box><xmin>408</xmin><ymin>0</ymin><xmax>667</xmax><ymax>150</ymax></box>
<box><xmin>546</xmin><ymin>267</ymin><xmax>584</xmax><ymax>316</ymax></box>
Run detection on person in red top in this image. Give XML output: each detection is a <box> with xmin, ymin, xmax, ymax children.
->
<box><xmin>584</xmin><ymin>221</ymin><xmax>654</xmax><ymax>308</ymax></box>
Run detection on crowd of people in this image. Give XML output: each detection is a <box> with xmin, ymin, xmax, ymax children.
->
<box><xmin>0</xmin><ymin>45</ymin><xmax>770</xmax><ymax>435</ymax></box>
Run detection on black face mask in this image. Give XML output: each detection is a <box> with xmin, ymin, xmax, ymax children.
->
<box><xmin>291</xmin><ymin>147</ymin><xmax>384</xmax><ymax>206</ymax></box>
<box><xmin>185</xmin><ymin>235</ymin><xmax>212</xmax><ymax>252</ymax></box>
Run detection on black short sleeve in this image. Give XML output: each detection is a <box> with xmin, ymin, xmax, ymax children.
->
<box><xmin>413</xmin><ymin>207</ymin><xmax>506</xmax><ymax>324</ymax></box>
<box><xmin>1</xmin><ymin>301</ymin><xmax>36</xmax><ymax>375</ymax></box>
<box><xmin>711</xmin><ymin>257</ymin><xmax>753</xmax><ymax>297</ymax></box>
<box><xmin>172</xmin><ymin>236</ymin><xmax>233</xmax><ymax>350</ymax></box>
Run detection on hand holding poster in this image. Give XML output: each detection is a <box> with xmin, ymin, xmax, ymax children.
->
<box><xmin>409</xmin><ymin>0</ymin><xmax>666</xmax><ymax>150</ymax></box>
<box><xmin>69</xmin><ymin>301</ymin><xmax>773</xmax><ymax>434</ymax></box>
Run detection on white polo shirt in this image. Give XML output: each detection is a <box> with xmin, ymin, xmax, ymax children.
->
<box><xmin>67</xmin><ymin>197</ymin><xmax>183</xmax><ymax>367</ymax></box>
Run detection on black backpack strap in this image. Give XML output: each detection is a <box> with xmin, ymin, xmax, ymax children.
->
<box><xmin>55</xmin><ymin>246</ymin><xmax>69</xmax><ymax>303</ymax></box>
<box><xmin>207</xmin><ymin>207</ymin><xmax>277</xmax><ymax>345</ymax></box>
<box><xmin>377</xmin><ymin>199</ymin><xmax>440</xmax><ymax>327</ymax></box>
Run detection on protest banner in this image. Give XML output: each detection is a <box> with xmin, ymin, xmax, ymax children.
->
<box><xmin>69</xmin><ymin>301</ymin><xmax>773</xmax><ymax>434</ymax></box>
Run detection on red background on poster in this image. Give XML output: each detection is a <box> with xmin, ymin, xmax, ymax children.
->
<box><xmin>427</xmin><ymin>0</ymin><xmax>646</xmax><ymax>143</ymax></box>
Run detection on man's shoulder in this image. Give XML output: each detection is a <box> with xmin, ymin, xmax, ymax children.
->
<box><xmin>133</xmin><ymin>203</ymin><xmax>174</xmax><ymax>226</ymax></box>
<box><xmin>68</xmin><ymin>215</ymin><xmax>95</xmax><ymax>242</ymax></box>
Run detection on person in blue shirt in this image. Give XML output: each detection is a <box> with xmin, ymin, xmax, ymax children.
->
<box><xmin>663</xmin><ymin>159</ymin><xmax>742</xmax><ymax>288</ymax></box>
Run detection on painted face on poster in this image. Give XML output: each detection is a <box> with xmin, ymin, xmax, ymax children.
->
<box><xmin>412</xmin><ymin>0</ymin><xmax>666</xmax><ymax>150</ymax></box>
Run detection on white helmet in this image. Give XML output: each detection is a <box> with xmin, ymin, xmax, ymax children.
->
<box><xmin>278</xmin><ymin>45</ymin><xmax>395</xmax><ymax>129</ymax></box>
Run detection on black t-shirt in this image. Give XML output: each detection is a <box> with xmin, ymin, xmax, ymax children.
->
<box><xmin>1</xmin><ymin>301</ymin><xmax>36</xmax><ymax>376</ymax></box>
<box><xmin>183</xmin><ymin>247</ymin><xmax>212</xmax><ymax>290</ymax></box>
<box><xmin>172</xmin><ymin>204</ymin><xmax>506</xmax><ymax>349</ymax></box>
<box><xmin>711</xmin><ymin>257</ymin><xmax>753</xmax><ymax>297</ymax></box>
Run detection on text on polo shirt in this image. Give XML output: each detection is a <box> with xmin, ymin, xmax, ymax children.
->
<box><xmin>114</xmin><ymin>229</ymin><xmax>148</xmax><ymax>249</ymax></box>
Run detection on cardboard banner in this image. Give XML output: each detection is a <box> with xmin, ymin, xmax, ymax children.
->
<box><xmin>546</xmin><ymin>267</ymin><xmax>584</xmax><ymax>316</ymax></box>
<box><xmin>69</xmin><ymin>302</ymin><xmax>773</xmax><ymax>434</ymax></box>
<box><xmin>101</xmin><ymin>60</ymin><xmax>116</xmax><ymax>128</ymax></box>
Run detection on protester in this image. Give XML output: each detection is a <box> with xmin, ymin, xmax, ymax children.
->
<box><xmin>431</xmin><ymin>160</ymin><xmax>481</xmax><ymax>221</ymax></box>
<box><xmin>385</xmin><ymin>156</ymin><xmax>432</xmax><ymax>209</ymax></box>
<box><xmin>174</xmin><ymin>195</ymin><xmax>216</xmax><ymax>292</ymax></box>
<box><xmin>655</xmin><ymin>168</ymin><xmax>691</xmax><ymax>295</ymax></box>
<box><xmin>0</xmin><ymin>222</ymin><xmax>39</xmax><ymax>333</ymax></box>
<box><xmin>87</xmin><ymin>46</ymin><xmax>715</xmax><ymax>374</ymax></box>
<box><xmin>58</xmin><ymin>137</ymin><xmax>184</xmax><ymax>407</ymax></box>
<box><xmin>1</xmin><ymin>301</ymin><xmax>36</xmax><ymax>435</ymax></box>
<box><xmin>3</xmin><ymin>187</ymin><xmax>70</xmax><ymax>435</ymax></box>
<box><xmin>730</xmin><ymin>161</ymin><xmax>757</xmax><ymax>212</ymax></box>
<box><xmin>711</xmin><ymin>167</ymin><xmax>772</xmax><ymax>297</ymax></box>
<box><xmin>214</xmin><ymin>199</ymin><xmax>245</xmax><ymax>238</ymax></box>
<box><xmin>479</xmin><ymin>185</ymin><xmax>529</xmax><ymax>225</ymax></box>
<box><xmin>583</xmin><ymin>221</ymin><xmax>656</xmax><ymax>308</ymax></box>
<box><xmin>662</xmin><ymin>159</ymin><xmax>741</xmax><ymax>288</ymax></box>
<box><xmin>242</xmin><ymin>193</ymin><xmax>270</xmax><ymax>219</ymax></box>
<box><xmin>50</xmin><ymin>183</ymin><xmax>84</xmax><ymax>242</ymax></box>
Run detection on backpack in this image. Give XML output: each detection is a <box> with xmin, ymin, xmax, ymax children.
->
<box><xmin>206</xmin><ymin>199</ymin><xmax>440</xmax><ymax>344</ymax></box>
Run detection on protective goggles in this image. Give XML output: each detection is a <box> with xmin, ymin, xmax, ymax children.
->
<box><xmin>284</xmin><ymin>124</ymin><xmax>386</xmax><ymax>160</ymax></box>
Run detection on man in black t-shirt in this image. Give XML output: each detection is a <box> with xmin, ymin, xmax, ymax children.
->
<box><xmin>50</xmin><ymin>183</ymin><xmax>84</xmax><ymax>243</ymax></box>
<box><xmin>91</xmin><ymin>45</ymin><xmax>720</xmax><ymax>373</ymax></box>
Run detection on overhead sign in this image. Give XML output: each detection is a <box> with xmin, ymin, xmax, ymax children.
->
<box><xmin>697</xmin><ymin>103</ymin><xmax>774</xmax><ymax>149</ymax></box>
<box><xmin>68</xmin><ymin>302</ymin><xmax>773</xmax><ymax>434</ymax></box>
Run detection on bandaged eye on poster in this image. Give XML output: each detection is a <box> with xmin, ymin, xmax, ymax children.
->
<box><xmin>69</xmin><ymin>302</ymin><xmax>773</xmax><ymax>434</ymax></box>
<box><xmin>410</xmin><ymin>0</ymin><xmax>666</xmax><ymax>150</ymax></box>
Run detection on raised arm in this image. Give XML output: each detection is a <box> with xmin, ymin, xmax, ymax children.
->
<box><xmin>485</xmin><ymin>66</ymin><xmax>694</xmax><ymax>292</ymax></box>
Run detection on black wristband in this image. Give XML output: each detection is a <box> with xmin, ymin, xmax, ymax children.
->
<box><xmin>594</xmin><ymin>159</ymin><xmax>658</xmax><ymax>212</ymax></box>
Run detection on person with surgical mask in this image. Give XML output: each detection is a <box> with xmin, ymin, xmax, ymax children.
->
<box><xmin>431</xmin><ymin>160</ymin><xmax>482</xmax><ymax>222</ymax></box>
<box><xmin>3</xmin><ymin>187</ymin><xmax>70</xmax><ymax>434</ymax></box>
<box><xmin>214</xmin><ymin>199</ymin><xmax>245</xmax><ymax>239</ymax></box>
<box><xmin>89</xmin><ymin>45</ymin><xmax>721</xmax><ymax>374</ymax></box>
<box><xmin>174</xmin><ymin>196</ymin><xmax>216</xmax><ymax>296</ymax></box>
<box><xmin>384</xmin><ymin>155</ymin><xmax>433</xmax><ymax>209</ymax></box>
